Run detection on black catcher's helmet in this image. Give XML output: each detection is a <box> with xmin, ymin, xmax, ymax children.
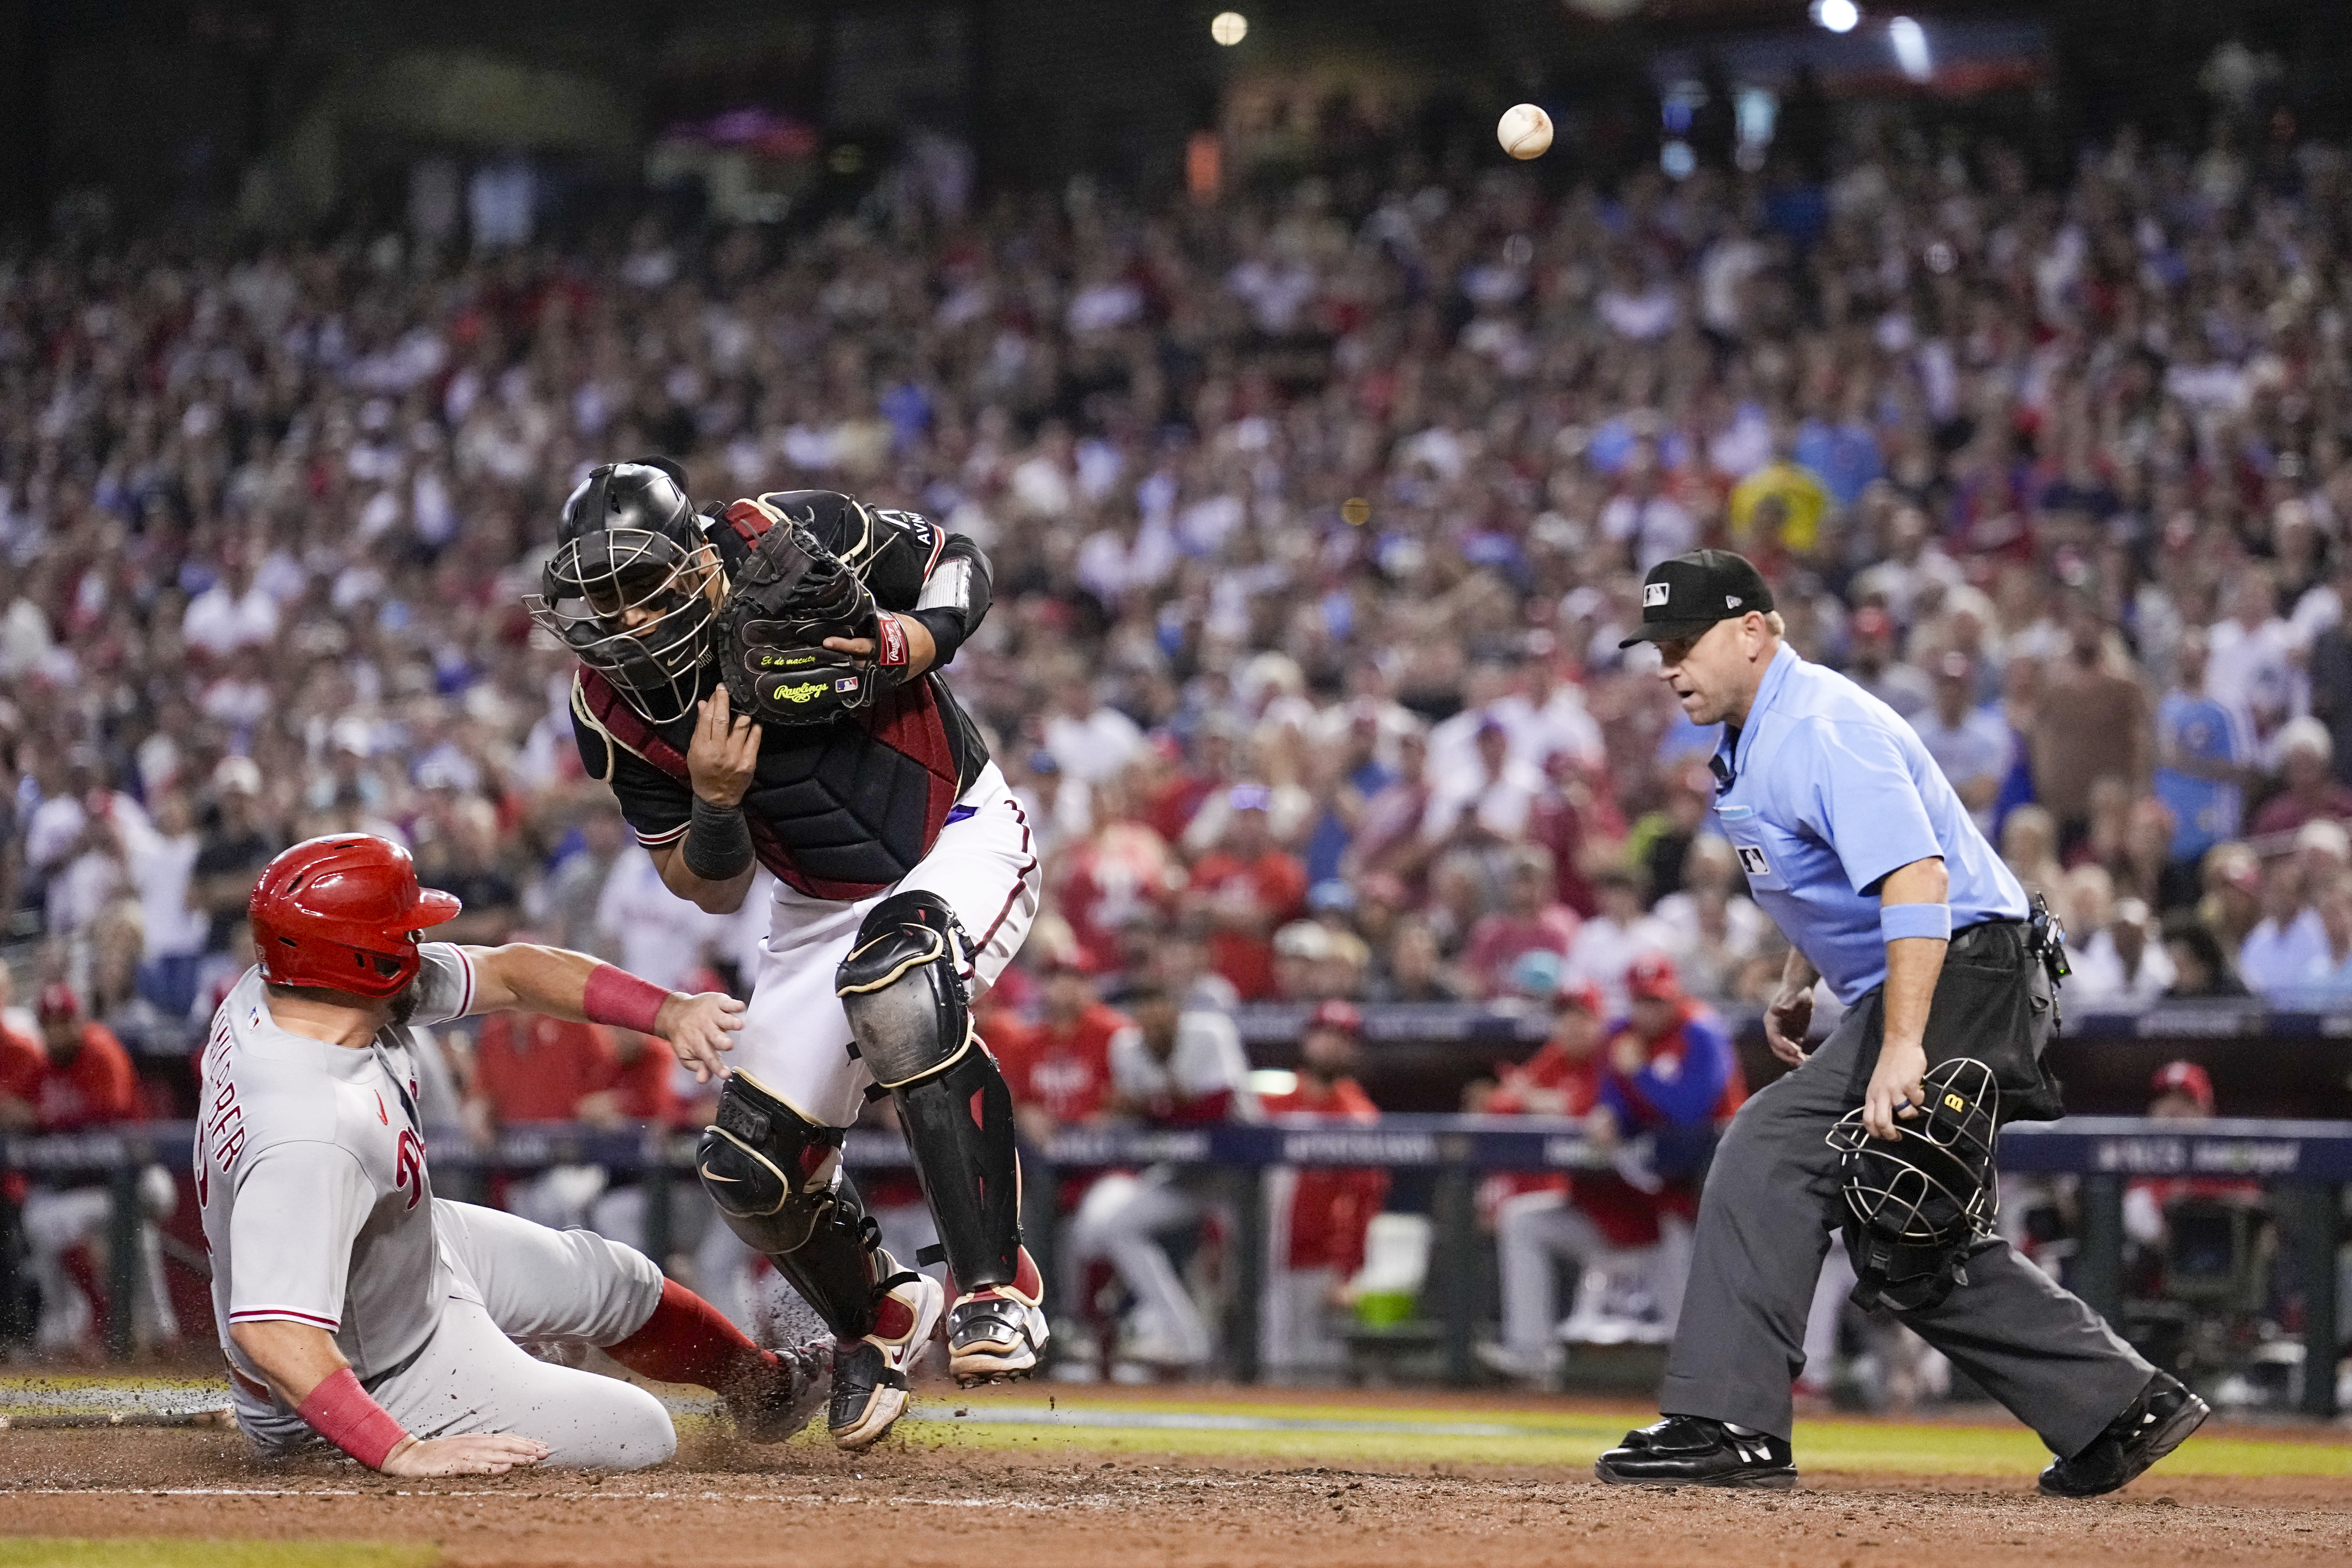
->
<box><xmin>1826</xmin><ymin>1056</ymin><xmax>2002</xmax><ymax>1313</ymax></box>
<box><xmin>526</xmin><ymin>458</ymin><xmax>717</xmax><ymax>724</ymax></box>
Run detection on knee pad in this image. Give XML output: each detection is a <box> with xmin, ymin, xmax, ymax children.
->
<box><xmin>836</xmin><ymin>890</ymin><xmax>976</xmax><ymax>1089</ymax></box>
<box><xmin>696</xmin><ymin>1073</ymin><xmax>844</xmax><ymax>1256</ymax></box>
<box><xmin>697</xmin><ymin>1074</ymin><xmax>886</xmax><ymax>1340</ymax></box>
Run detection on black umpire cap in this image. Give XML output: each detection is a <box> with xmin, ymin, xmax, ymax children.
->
<box><xmin>1618</xmin><ymin>549</ymin><xmax>1776</xmax><ymax>648</ymax></box>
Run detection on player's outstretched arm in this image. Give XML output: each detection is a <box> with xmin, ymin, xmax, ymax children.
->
<box><xmin>461</xmin><ymin>943</ymin><xmax>746</xmax><ymax>1084</ymax></box>
<box><xmin>231</xmin><ymin>1319</ymin><xmax>548</xmax><ymax>1475</ymax></box>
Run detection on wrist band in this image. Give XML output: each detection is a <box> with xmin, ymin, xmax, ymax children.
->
<box><xmin>583</xmin><ymin>963</ymin><xmax>671</xmax><ymax>1036</ymax></box>
<box><xmin>1881</xmin><ymin>902</ymin><xmax>1953</xmax><ymax>944</ymax></box>
<box><xmin>682</xmin><ymin>795</ymin><xmax>755</xmax><ymax>880</ymax></box>
<box><xmin>296</xmin><ymin>1367</ymin><xmax>409</xmax><ymax>1470</ymax></box>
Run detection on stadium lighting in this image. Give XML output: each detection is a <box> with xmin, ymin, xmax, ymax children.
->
<box><xmin>1810</xmin><ymin>0</ymin><xmax>1860</xmax><ymax>33</ymax></box>
<box><xmin>1889</xmin><ymin>16</ymin><xmax>1932</xmax><ymax>82</ymax></box>
<box><xmin>1210</xmin><ymin>11</ymin><xmax>1248</xmax><ymax>46</ymax></box>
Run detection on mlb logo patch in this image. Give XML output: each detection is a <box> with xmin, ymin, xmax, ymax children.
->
<box><xmin>835</xmin><ymin>676</ymin><xmax>861</xmax><ymax>693</ymax></box>
<box><xmin>1643</xmin><ymin>582</ymin><xmax>1670</xmax><ymax>608</ymax></box>
<box><xmin>1735</xmin><ymin>844</ymin><xmax>1771</xmax><ymax>877</ymax></box>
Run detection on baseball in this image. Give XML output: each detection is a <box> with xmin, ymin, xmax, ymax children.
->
<box><xmin>1497</xmin><ymin>103</ymin><xmax>1552</xmax><ymax>160</ymax></box>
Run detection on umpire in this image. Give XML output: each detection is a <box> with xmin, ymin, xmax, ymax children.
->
<box><xmin>1595</xmin><ymin>551</ymin><xmax>2205</xmax><ymax>1495</ymax></box>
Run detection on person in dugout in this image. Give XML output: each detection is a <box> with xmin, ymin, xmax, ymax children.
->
<box><xmin>0</xmin><ymin>984</ymin><xmax>178</xmax><ymax>1356</ymax></box>
<box><xmin>1066</xmin><ymin>978</ymin><xmax>1255</xmax><ymax>1374</ymax></box>
<box><xmin>1257</xmin><ymin>1000</ymin><xmax>1388</xmax><ymax>1375</ymax></box>
<box><xmin>463</xmin><ymin>1002</ymin><xmax>679</xmax><ymax>1252</ymax></box>
<box><xmin>1478</xmin><ymin>956</ymin><xmax>1738</xmax><ymax>1379</ymax></box>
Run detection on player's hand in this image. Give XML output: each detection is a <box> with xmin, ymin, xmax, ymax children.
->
<box><xmin>1763</xmin><ymin>980</ymin><xmax>1815</xmax><ymax>1066</ymax></box>
<box><xmin>1863</xmin><ymin>1037</ymin><xmax>1929</xmax><ymax>1141</ymax></box>
<box><xmin>380</xmin><ymin>1432</ymin><xmax>548</xmax><ymax>1477</ymax></box>
<box><xmin>689</xmin><ymin>685</ymin><xmax>762</xmax><ymax>808</ymax></box>
<box><xmin>655</xmin><ymin>989</ymin><xmax>746</xmax><ymax>1084</ymax></box>
<box><xmin>823</xmin><ymin>612</ymin><xmax>935</xmax><ymax>677</ymax></box>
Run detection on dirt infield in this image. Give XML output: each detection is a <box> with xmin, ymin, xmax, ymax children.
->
<box><xmin>5</xmin><ymin>1406</ymin><xmax>2349</xmax><ymax>1568</ymax></box>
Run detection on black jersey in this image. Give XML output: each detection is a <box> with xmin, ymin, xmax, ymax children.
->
<box><xmin>572</xmin><ymin>491</ymin><xmax>993</xmax><ymax>902</ymax></box>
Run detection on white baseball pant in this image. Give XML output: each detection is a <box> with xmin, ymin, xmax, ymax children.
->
<box><xmin>236</xmin><ymin>1200</ymin><xmax>672</xmax><ymax>1469</ymax></box>
<box><xmin>732</xmin><ymin>762</ymin><xmax>1038</xmax><ymax>1128</ymax></box>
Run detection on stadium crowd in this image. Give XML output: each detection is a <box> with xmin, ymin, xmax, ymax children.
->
<box><xmin>3</xmin><ymin>114</ymin><xmax>2346</xmax><ymax>1371</ymax></box>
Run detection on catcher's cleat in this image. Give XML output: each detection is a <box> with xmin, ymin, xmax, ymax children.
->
<box><xmin>947</xmin><ymin>1246</ymin><xmax>1051</xmax><ymax>1385</ymax></box>
<box><xmin>1595</xmin><ymin>1415</ymin><xmax>1798</xmax><ymax>1489</ymax></box>
<box><xmin>2037</xmin><ymin>1372</ymin><xmax>2208</xmax><ymax>1498</ymax></box>
<box><xmin>722</xmin><ymin>1343</ymin><xmax>830</xmax><ymax>1445</ymax></box>
<box><xmin>830</xmin><ymin>1269</ymin><xmax>945</xmax><ymax>1452</ymax></box>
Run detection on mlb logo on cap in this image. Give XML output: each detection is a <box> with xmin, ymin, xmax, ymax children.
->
<box><xmin>1644</xmin><ymin>582</ymin><xmax>1670</xmax><ymax>607</ymax></box>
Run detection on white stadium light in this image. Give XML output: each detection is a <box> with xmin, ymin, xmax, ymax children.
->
<box><xmin>1210</xmin><ymin>11</ymin><xmax>1248</xmax><ymax>47</ymax></box>
<box><xmin>1811</xmin><ymin>0</ymin><xmax>1860</xmax><ymax>34</ymax></box>
<box><xmin>1890</xmin><ymin>16</ymin><xmax>1932</xmax><ymax>82</ymax></box>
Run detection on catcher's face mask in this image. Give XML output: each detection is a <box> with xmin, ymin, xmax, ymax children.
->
<box><xmin>528</xmin><ymin>526</ymin><xmax>721</xmax><ymax>724</ymax></box>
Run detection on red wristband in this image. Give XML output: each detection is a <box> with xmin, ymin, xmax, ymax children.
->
<box><xmin>296</xmin><ymin>1366</ymin><xmax>408</xmax><ymax>1469</ymax></box>
<box><xmin>583</xmin><ymin>963</ymin><xmax>670</xmax><ymax>1035</ymax></box>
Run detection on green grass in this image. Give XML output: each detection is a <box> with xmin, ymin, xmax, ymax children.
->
<box><xmin>900</xmin><ymin>1396</ymin><xmax>2352</xmax><ymax>1479</ymax></box>
<box><xmin>0</xmin><ymin>1546</ymin><xmax>435</xmax><ymax>1568</ymax></box>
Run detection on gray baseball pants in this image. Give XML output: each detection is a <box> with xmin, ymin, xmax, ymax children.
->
<box><xmin>1657</xmin><ymin>979</ymin><xmax>2154</xmax><ymax>1457</ymax></box>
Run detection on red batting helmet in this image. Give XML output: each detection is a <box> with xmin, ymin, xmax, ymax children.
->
<box><xmin>249</xmin><ymin>836</ymin><xmax>462</xmax><ymax>999</ymax></box>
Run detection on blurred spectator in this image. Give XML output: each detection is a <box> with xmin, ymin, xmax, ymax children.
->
<box><xmin>1181</xmin><ymin>786</ymin><xmax>1307</xmax><ymax>1002</ymax></box>
<box><xmin>2207</xmin><ymin>567</ymin><xmax>2298</xmax><ymax>747</ymax></box>
<box><xmin>1846</xmin><ymin>607</ymin><xmax>1931</xmax><ymax>719</ymax></box>
<box><xmin>2163</xmin><ymin>914</ymin><xmax>2252</xmax><ymax>1000</ymax></box>
<box><xmin>1364</xmin><ymin>915</ymin><xmax>1463</xmax><ymax>1004</ymax></box>
<box><xmin>2198</xmin><ymin>842</ymin><xmax>2266</xmax><ymax>953</ymax></box>
<box><xmin>2123</xmin><ymin>1062</ymin><xmax>2262</xmax><ymax>1264</ymax></box>
<box><xmin>2066</xmin><ymin>894</ymin><xmax>2177</xmax><ymax>1011</ymax></box>
<box><xmin>1910</xmin><ymin>653</ymin><xmax>2010</xmax><ymax>835</ymax></box>
<box><xmin>1727</xmin><ymin>422</ymin><xmax>1831</xmax><ymax>559</ymax></box>
<box><xmin>2029</xmin><ymin>595</ymin><xmax>2153</xmax><ymax>852</ymax></box>
<box><xmin>1068</xmin><ymin>981</ymin><xmax>1255</xmax><ymax>1371</ymax></box>
<box><xmin>2306</xmin><ymin>556</ymin><xmax>2352</xmax><ymax>787</ymax></box>
<box><xmin>1257</xmin><ymin>1001</ymin><xmax>1387</xmax><ymax>1375</ymax></box>
<box><xmin>2000</xmin><ymin>806</ymin><xmax>2071</xmax><ymax>928</ymax></box>
<box><xmin>999</xmin><ymin>953</ymin><xmax>1125</xmax><ymax>1145</ymax></box>
<box><xmin>2153</xmin><ymin>628</ymin><xmax>2251</xmax><ymax>870</ymax></box>
<box><xmin>1649</xmin><ymin>837</ymin><xmax>1770</xmax><ymax>1007</ymax></box>
<box><xmin>1459</xmin><ymin>846</ymin><xmax>1580</xmax><ymax>1000</ymax></box>
<box><xmin>2292</xmin><ymin>870</ymin><xmax>2352</xmax><ymax>1001</ymax></box>
<box><xmin>2237</xmin><ymin>846</ymin><xmax>2327</xmax><ymax>996</ymax></box>
<box><xmin>1563</xmin><ymin>866</ymin><xmax>1672</xmax><ymax>1015</ymax></box>
<box><xmin>2248</xmin><ymin>719</ymin><xmax>2352</xmax><ymax>838</ymax></box>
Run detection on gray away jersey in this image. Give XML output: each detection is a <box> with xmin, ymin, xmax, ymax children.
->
<box><xmin>196</xmin><ymin>944</ymin><xmax>477</xmax><ymax>1389</ymax></box>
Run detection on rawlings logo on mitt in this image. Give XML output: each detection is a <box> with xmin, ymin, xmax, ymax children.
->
<box><xmin>715</xmin><ymin>504</ymin><xmax>905</xmax><ymax>725</ymax></box>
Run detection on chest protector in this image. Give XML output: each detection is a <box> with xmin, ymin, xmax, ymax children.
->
<box><xmin>578</xmin><ymin>668</ymin><xmax>967</xmax><ymax>901</ymax></box>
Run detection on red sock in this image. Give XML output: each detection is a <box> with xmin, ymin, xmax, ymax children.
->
<box><xmin>605</xmin><ymin>1278</ymin><xmax>772</xmax><ymax>1391</ymax></box>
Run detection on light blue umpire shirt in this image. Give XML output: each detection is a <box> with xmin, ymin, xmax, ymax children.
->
<box><xmin>1711</xmin><ymin>642</ymin><xmax>2028</xmax><ymax>1005</ymax></box>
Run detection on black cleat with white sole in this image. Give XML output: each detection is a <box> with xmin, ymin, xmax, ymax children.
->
<box><xmin>2037</xmin><ymin>1372</ymin><xmax>2209</xmax><ymax>1498</ymax></box>
<box><xmin>1595</xmin><ymin>1415</ymin><xmax>1799</xmax><ymax>1488</ymax></box>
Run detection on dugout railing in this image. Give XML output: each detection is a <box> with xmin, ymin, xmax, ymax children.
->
<box><xmin>4</xmin><ymin>1114</ymin><xmax>2344</xmax><ymax>1417</ymax></box>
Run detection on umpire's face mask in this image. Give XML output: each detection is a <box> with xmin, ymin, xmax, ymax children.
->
<box><xmin>526</xmin><ymin>529</ymin><xmax>721</xmax><ymax>725</ymax></box>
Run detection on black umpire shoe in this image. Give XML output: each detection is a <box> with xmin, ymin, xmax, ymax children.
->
<box><xmin>1595</xmin><ymin>1415</ymin><xmax>1798</xmax><ymax>1488</ymax></box>
<box><xmin>2037</xmin><ymin>1372</ymin><xmax>2209</xmax><ymax>1498</ymax></box>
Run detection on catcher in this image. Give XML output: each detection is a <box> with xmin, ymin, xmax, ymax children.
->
<box><xmin>528</xmin><ymin>460</ymin><xmax>1046</xmax><ymax>1451</ymax></box>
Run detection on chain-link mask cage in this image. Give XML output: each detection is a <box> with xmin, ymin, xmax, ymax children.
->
<box><xmin>525</xmin><ymin>460</ymin><xmax>718</xmax><ymax>725</ymax></box>
<box><xmin>1825</xmin><ymin>1056</ymin><xmax>2001</xmax><ymax>1314</ymax></box>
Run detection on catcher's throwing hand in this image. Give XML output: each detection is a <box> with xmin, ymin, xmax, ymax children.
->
<box><xmin>381</xmin><ymin>1432</ymin><xmax>549</xmax><ymax>1477</ymax></box>
<box><xmin>823</xmin><ymin>612</ymin><xmax>935</xmax><ymax>679</ymax></box>
<box><xmin>1863</xmin><ymin>1037</ymin><xmax>1930</xmax><ymax>1141</ymax></box>
<box><xmin>654</xmin><ymin>988</ymin><xmax>746</xmax><ymax>1084</ymax></box>
<box><xmin>689</xmin><ymin>684</ymin><xmax>762</xmax><ymax>807</ymax></box>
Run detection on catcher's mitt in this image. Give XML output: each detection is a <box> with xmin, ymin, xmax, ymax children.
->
<box><xmin>715</xmin><ymin>503</ymin><xmax>911</xmax><ymax>725</ymax></box>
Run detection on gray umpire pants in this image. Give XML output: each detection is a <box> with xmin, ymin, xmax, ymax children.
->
<box><xmin>1658</xmin><ymin>979</ymin><xmax>2154</xmax><ymax>1457</ymax></box>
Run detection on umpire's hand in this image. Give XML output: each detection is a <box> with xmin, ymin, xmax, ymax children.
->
<box><xmin>1762</xmin><ymin>977</ymin><xmax>1814</xmax><ymax>1067</ymax></box>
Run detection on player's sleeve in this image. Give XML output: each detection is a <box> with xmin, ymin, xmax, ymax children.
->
<box><xmin>570</xmin><ymin>679</ymin><xmax>693</xmax><ymax>847</ymax></box>
<box><xmin>1803</xmin><ymin>719</ymin><xmax>1947</xmax><ymax>896</ymax></box>
<box><xmin>1606</xmin><ymin>1016</ymin><xmax>1735</xmax><ymax>1128</ymax></box>
<box><xmin>404</xmin><ymin>942</ymin><xmax>478</xmax><ymax>1025</ymax></box>
<box><xmin>225</xmin><ymin>1142</ymin><xmax>375</xmax><ymax>1332</ymax></box>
